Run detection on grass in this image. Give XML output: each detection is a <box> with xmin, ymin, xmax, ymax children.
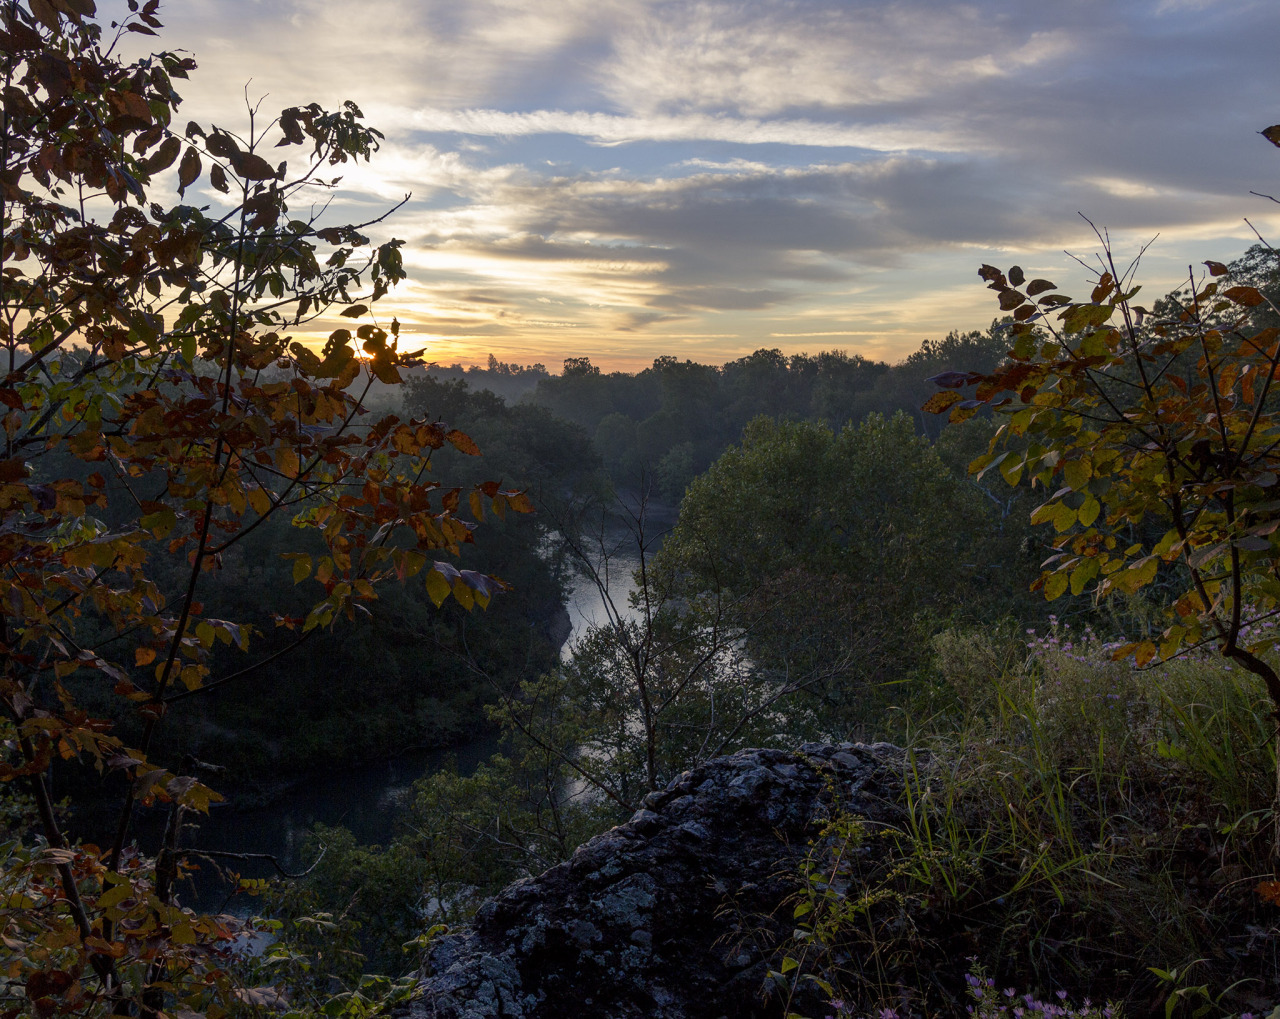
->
<box><xmin>775</xmin><ymin>618</ymin><xmax>1280</xmax><ymax>1018</ymax></box>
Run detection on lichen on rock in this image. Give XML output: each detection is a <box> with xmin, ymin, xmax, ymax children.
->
<box><xmin>404</xmin><ymin>743</ymin><xmax>906</xmax><ymax>1019</ymax></box>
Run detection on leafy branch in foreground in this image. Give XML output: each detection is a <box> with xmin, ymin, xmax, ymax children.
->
<box><xmin>927</xmin><ymin>129</ymin><xmax>1280</xmax><ymax>844</ymax></box>
<box><xmin>1</xmin><ymin>0</ymin><xmax>528</xmax><ymax>1015</ymax></box>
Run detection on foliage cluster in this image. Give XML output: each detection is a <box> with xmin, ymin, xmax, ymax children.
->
<box><xmin>0</xmin><ymin>1</ymin><xmax>528</xmax><ymax>1015</ymax></box>
<box><xmin>526</xmin><ymin>331</ymin><xmax>1009</xmax><ymax>500</ymax></box>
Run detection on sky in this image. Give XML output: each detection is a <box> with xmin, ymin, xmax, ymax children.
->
<box><xmin>112</xmin><ymin>0</ymin><xmax>1280</xmax><ymax>371</ymax></box>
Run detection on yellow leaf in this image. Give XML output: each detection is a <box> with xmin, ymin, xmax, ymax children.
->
<box><xmin>425</xmin><ymin>569</ymin><xmax>450</xmax><ymax>608</ymax></box>
<box><xmin>247</xmin><ymin>486</ymin><xmax>271</xmax><ymax>516</ymax></box>
<box><xmin>1044</xmin><ymin>571</ymin><xmax>1069</xmax><ymax>601</ymax></box>
<box><xmin>275</xmin><ymin>445</ymin><xmax>300</xmax><ymax>478</ymax></box>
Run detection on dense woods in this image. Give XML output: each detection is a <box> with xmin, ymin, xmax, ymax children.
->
<box><xmin>4</xmin><ymin>1</ymin><xmax>1280</xmax><ymax>1017</ymax></box>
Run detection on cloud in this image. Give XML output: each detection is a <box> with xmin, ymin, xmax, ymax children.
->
<box><xmin>406</xmin><ymin>107</ymin><xmax>963</xmax><ymax>151</ymax></box>
<box><xmin>99</xmin><ymin>0</ymin><xmax>1280</xmax><ymax>367</ymax></box>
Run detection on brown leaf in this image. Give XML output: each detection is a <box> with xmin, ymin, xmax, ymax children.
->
<box><xmin>1261</xmin><ymin>125</ymin><xmax>1280</xmax><ymax>149</ymax></box>
<box><xmin>1008</xmin><ymin>265</ymin><xmax>1025</xmax><ymax>286</ymax></box>
<box><xmin>29</xmin><ymin>0</ymin><xmax>61</xmax><ymax>32</ymax></box>
<box><xmin>229</xmin><ymin>151</ymin><xmax>278</xmax><ymax>181</ymax></box>
<box><xmin>1091</xmin><ymin>273</ymin><xmax>1115</xmax><ymax>303</ymax></box>
<box><xmin>1224</xmin><ymin>285</ymin><xmax>1265</xmax><ymax>307</ymax></box>
<box><xmin>209</xmin><ymin>163</ymin><xmax>229</xmax><ymax>193</ymax></box>
<box><xmin>177</xmin><ymin>147</ymin><xmax>201</xmax><ymax>194</ymax></box>
<box><xmin>998</xmin><ymin>290</ymin><xmax>1027</xmax><ymax>310</ymax></box>
<box><xmin>204</xmin><ymin>131</ymin><xmax>240</xmax><ymax>159</ymax></box>
<box><xmin>1025</xmin><ymin>278</ymin><xmax>1057</xmax><ymax>296</ymax></box>
<box><xmin>447</xmin><ymin>429</ymin><xmax>481</xmax><ymax>456</ymax></box>
<box><xmin>140</xmin><ymin>135</ymin><xmax>180</xmax><ymax>174</ymax></box>
<box><xmin>340</xmin><ymin>304</ymin><xmax>369</xmax><ymax>318</ymax></box>
<box><xmin>1203</xmin><ymin>260</ymin><xmax>1229</xmax><ymax>277</ymax></box>
<box><xmin>106</xmin><ymin>89</ymin><xmax>152</xmax><ymax>123</ymax></box>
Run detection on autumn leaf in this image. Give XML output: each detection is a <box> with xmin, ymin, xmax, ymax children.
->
<box><xmin>177</xmin><ymin>146</ymin><xmax>201</xmax><ymax>193</ymax></box>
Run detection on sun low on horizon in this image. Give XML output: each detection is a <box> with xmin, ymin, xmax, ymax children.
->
<box><xmin>113</xmin><ymin>0</ymin><xmax>1280</xmax><ymax>373</ymax></box>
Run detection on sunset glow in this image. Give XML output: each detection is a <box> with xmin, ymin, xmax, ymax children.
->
<box><xmin>115</xmin><ymin>0</ymin><xmax>1280</xmax><ymax>371</ymax></box>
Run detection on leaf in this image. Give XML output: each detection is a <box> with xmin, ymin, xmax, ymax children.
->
<box><xmin>425</xmin><ymin>568</ymin><xmax>451</xmax><ymax>608</ymax></box>
<box><xmin>922</xmin><ymin>390</ymin><xmax>962</xmax><ymax>415</ymax></box>
<box><xmin>140</xmin><ymin>506</ymin><xmax>176</xmax><ymax>537</ymax></box>
<box><xmin>209</xmin><ymin>164</ymin><xmax>229</xmax><ymax>193</ymax></box>
<box><xmin>1133</xmin><ymin>641</ymin><xmax>1158</xmax><ymax>667</ymax></box>
<box><xmin>1224</xmin><ymin>286</ymin><xmax>1265</xmax><ymax>307</ymax></box>
<box><xmin>1008</xmin><ymin>265</ymin><xmax>1025</xmax><ymax>286</ymax></box>
<box><xmin>447</xmin><ymin>429</ymin><xmax>481</xmax><ymax>456</ymax></box>
<box><xmin>1062</xmin><ymin>303</ymin><xmax>1113</xmax><ymax>333</ymax></box>
<box><xmin>998</xmin><ymin>290</ymin><xmax>1027</xmax><ymax>311</ymax></box>
<box><xmin>1063</xmin><ymin>458</ymin><xmax>1092</xmax><ymax>492</ymax></box>
<box><xmin>1044</xmin><ymin>571</ymin><xmax>1069</xmax><ymax>600</ymax></box>
<box><xmin>1257</xmin><ymin>879</ymin><xmax>1280</xmax><ymax>905</ymax></box>
<box><xmin>140</xmin><ymin>135</ymin><xmax>181</xmax><ymax>174</ymax></box>
<box><xmin>341</xmin><ymin>304</ymin><xmax>370</xmax><ymax>318</ymax></box>
<box><xmin>229</xmin><ymin>151</ymin><xmax>278</xmax><ymax>181</ymax></box>
<box><xmin>1026</xmin><ymin>278</ymin><xmax>1057</xmax><ymax>296</ymax></box>
<box><xmin>29</xmin><ymin>0</ymin><xmax>60</xmax><ymax>31</ymax></box>
<box><xmin>135</xmin><ymin>647</ymin><xmax>156</xmax><ymax>667</ymax></box>
<box><xmin>177</xmin><ymin>146</ymin><xmax>201</xmax><ymax>194</ymax></box>
<box><xmin>1069</xmin><ymin>558</ymin><xmax>1099</xmax><ymax>595</ymax></box>
<box><xmin>1261</xmin><ymin>125</ymin><xmax>1280</xmax><ymax>149</ymax></box>
<box><xmin>275</xmin><ymin>445</ymin><xmax>300</xmax><ymax>478</ymax></box>
<box><xmin>1203</xmin><ymin>260</ymin><xmax>1229</xmax><ymax>277</ymax></box>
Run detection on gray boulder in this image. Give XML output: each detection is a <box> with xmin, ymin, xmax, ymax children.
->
<box><xmin>405</xmin><ymin>742</ymin><xmax>906</xmax><ymax>1019</ymax></box>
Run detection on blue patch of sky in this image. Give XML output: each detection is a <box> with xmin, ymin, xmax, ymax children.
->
<box><xmin>413</xmin><ymin>130</ymin><xmax>914</xmax><ymax>181</ymax></box>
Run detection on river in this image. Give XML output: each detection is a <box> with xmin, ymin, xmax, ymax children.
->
<box><xmin>176</xmin><ymin>515</ymin><xmax>667</xmax><ymax>910</ymax></box>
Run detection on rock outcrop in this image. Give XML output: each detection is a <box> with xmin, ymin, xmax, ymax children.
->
<box><xmin>407</xmin><ymin>742</ymin><xmax>907</xmax><ymax>1019</ymax></box>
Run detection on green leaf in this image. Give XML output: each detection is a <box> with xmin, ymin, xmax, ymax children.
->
<box><xmin>1069</xmin><ymin>558</ymin><xmax>1099</xmax><ymax>595</ymax></box>
<box><xmin>1063</xmin><ymin>458</ymin><xmax>1092</xmax><ymax>492</ymax></box>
